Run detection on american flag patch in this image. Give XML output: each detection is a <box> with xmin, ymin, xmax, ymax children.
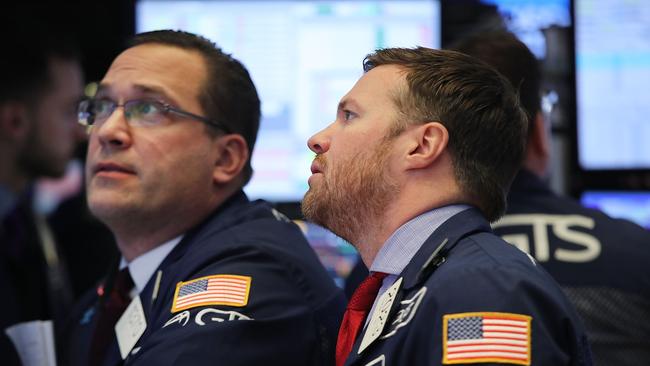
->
<box><xmin>442</xmin><ymin>312</ymin><xmax>531</xmax><ymax>365</ymax></box>
<box><xmin>171</xmin><ymin>275</ymin><xmax>251</xmax><ymax>312</ymax></box>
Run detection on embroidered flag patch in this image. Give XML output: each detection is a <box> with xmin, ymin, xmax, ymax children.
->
<box><xmin>442</xmin><ymin>312</ymin><xmax>531</xmax><ymax>365</ymax></box>
<box><xmin>171</xmin><ymin>274</ymin><xmax>251</xmax><ymax>312</ymax></box>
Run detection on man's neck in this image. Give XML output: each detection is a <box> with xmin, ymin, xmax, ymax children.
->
<box><xmin>115</xmin><ymin>201</ymin><xmax>218</xmax><ymax>261</ymax></box>
<box><xmin>110</xmin><ymin>207</ymin><xmax>206</xmax><ymax>262</ymax></box>
<box><xmin>354</xmin><ymin>200</ymin><xmax>427</xmax><ymax>268</ymax></box>
<box><xmin>109</xmin><ymin>190</ymin><xmax>239</xmax><ymax>261</ymax></box>
<box><xmin>116</xmin><ymin>237</ymin><xmax>167</xmax><ymax>262</ymax></box>
<box><xmin>354</xmin><ymin>216</ymin><xmax>394</xmax><ymax>268</ymax></box>
<box><xmin>356</xmin><ymin>185</ymin><xmax>464</xmax><ymax>268</ymax></box>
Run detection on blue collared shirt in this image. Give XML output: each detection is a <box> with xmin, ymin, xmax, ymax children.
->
<box><xmin>367</xmin><ymin>204</ymin><xmax>470</xmax><ymax>323</ymax></box>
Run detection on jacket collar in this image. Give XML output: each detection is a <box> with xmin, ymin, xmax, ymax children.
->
<box><xmin>345</xmin><ymin>208</ymin><xmax>492</xmax><ymax>366</ymax></box>
<box><xmin>397</xmin><ymin>207</ymin><xmax>491</xmax><ymax>291</ymax></box>
<box><xmin>131</xmin><ymin>191</ymin><xmax>252</xmax><ymax>349</ymax></box>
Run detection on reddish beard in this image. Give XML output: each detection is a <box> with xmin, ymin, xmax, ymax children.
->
<box><xmin>302</xmin><ymin>141</ymin><xmax>398</xmax><ymax>246</ymax></box>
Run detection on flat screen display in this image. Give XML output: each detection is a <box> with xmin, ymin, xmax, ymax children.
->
<box><xmin>574</xmin><ymin>0</ymin><xmax>650</xmax><ymax>170</ymax></box>
<box><xmin>136</xmin><ymin>0</ymin><xmax>441</xmax><ymax>201</ymax></box>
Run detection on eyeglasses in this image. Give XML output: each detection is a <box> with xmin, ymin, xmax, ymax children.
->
<box><xmin>77</xmin><ymin>98</ymin><xmax>231</xmax><ymax>133</ymax></box>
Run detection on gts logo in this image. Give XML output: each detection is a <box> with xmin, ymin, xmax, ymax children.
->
<box><xmin>492</xmin><ymin>214</ymin><xmax>601</xmax><ymax>263</ymax></box>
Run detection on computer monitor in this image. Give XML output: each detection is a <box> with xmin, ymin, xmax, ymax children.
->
<box><xmin>581</xmin><ymin>190</ymin><xmax>650</xmax><ymax>229</ymax></box>
<box><xmin>136</xmin><ymin>0</ymin><xmax>441</xmax><ymax>202</ymax></box>
<box><xmin>574</xmin><ymin>0</ymin><xmax>650</xmax><ymax>170</ymax></box>
<box><xmin>481</xmin><ymin>0</ymin><xmax>571</xmax><ymax>59</ymax></box>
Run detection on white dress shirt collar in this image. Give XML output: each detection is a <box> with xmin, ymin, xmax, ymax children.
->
<box><xmin>120</xmin><ymin>235</ymin><xmax>183</xmax><ymax>293</ymax></box>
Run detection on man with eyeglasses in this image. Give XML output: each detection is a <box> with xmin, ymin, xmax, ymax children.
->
<box><xmin>62</xmin><ymin>30</ymin><xmax>345</xmax><ymax>366</ymax></box>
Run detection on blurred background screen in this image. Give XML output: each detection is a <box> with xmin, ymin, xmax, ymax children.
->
<box><xmin>574</xmin><ymin>0</ymin><xmax>650</xmax><ymax>170</ymax></box>
<box><xmin>137</xmin><ymin>0</ymin><xmax>441</xmax><ymax>202</ymax></box>
<box><xmin>581</xmin><ymin>190</ymin><xmax>650</xmax><ymax>229</ymax></box>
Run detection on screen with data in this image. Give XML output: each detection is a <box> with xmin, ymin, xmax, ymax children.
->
<box><xmin>136</xmin><ymin>0</ymin><xmax>441</xmax><ymax>201</ymax></box>
<box><xmin>574</xmin><ymin>0</ymin><xmax>650</xmax><ymax>170</ymax></box>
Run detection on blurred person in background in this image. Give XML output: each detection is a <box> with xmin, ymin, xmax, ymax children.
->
<box><xmin>0</xmin><ymin>24</ymin><xmax>86</xmax><ymax>364</ymax></box>
<box><xmin>454</xmin><ymin>30</ymin><xmax>650</xmax><ymax>365</ymax></box>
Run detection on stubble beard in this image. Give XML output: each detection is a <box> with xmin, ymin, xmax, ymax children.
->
<box><xmin>302</xmin><ymin>141</ymin><xmax>398</xmax><ymax>246</ymax></box>
<box><xmin>18</xmin><ymin>120</ymin><xmax>69</xmax><ymax>180</ymax></box>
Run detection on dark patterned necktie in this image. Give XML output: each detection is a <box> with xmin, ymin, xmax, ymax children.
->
<box><xmin>336</xmin><ymin>271</ymin><xmax>388</xmax><ymax>366</ymax></box>
<box><xmin>89</xmin><ymin>267</ymin><xmax>134</xmax><ymax>366</ymax></box>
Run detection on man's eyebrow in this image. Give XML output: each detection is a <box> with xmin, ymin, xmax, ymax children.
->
<box><xmin>132</xmin><ymin>84</ymin><xmax>170</xmax><ymax>97</ymax></box>
<box><xmin>338</xmin><ymin>99</ymin><xmax>362</xmax><ymax>113</ymax></box>
<box><xmin>94</xmin><ymin>83</ymin><xmax>171</xmax><ymax>100</ymax></box>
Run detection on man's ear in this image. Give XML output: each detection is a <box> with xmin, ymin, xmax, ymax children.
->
<box><xmin>523</xmin><ymin>112</ymin><xmax>551</xmax><ymax>177</ymax></box>
<box><xmin>0</xmin><ymin>102</ymin><xmax>30</xmax><ymax>141</ymax></box>
<box><xmin>212</xmin><ymin>134</ymin><xmax>249</xmax><ymax>184</ymax></box>
<box><xmin>529</xmin><ymin>112</ymin><xmax>550</xmax><ymax>159</ymax></box>
<box><xmin>404</xmin><ymin>121</ymin><xmax>449</xmax><ymax>170</ymax></box>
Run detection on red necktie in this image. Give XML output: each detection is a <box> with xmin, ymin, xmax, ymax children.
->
<box><xmin>89</xmin><ymin>267</ymin><xmax>134</xmax><ymax>366</ymax></box>
<box><xmin>336</xmin><ymin>271</ymin><xmax>388</xmax><ymax>366</ymax></box>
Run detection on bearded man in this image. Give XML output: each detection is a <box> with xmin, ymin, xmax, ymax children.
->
<box><xmin>303</xmin><ymin>47</ymin><xmax>593</xmax><ymax>366</ymax></box>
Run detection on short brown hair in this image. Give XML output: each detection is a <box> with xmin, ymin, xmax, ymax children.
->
<box><xmin>452</xmin><ymin>30</ymin><xmax>541</xmax><ymax>139</ymax></box>
<box><xmin>364</xmin><ymin>47</ymin><xmax>527</xmax><ymax>221</ymax></box>
<box><xmin>130</xmin><ymin>30</ymin><xmax>261</xmax><ymax>185</ymax></box>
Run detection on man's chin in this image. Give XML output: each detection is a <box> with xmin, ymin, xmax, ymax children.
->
<box><xmin>301</xmin><ymin>191</ymin><xmax>327</xmax><ymax>223</ymax></box>
<box><xmin>87</xmin><ymin>192</ymin><xmax>134</xmax><ymax>220</ymax></box>
<box><xmin>300</xmin><ymin>192</ymin><xmax>317</xmax><ymax>222</ymax></box>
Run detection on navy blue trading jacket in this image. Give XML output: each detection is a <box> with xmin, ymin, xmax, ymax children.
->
<box><xmin>63</xmin><ymin>191</ymin><xmax>345</xmax><ymax>366</ymax></box>
<box><xmin>493</xmin><ymin>169</ymin><xmax>650</xmax><ymax>364</ymax></box>
<box><xmin>343</xmin><ymin>208</ymin><xmax>592</xmax><ymax>366</ymax></box>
